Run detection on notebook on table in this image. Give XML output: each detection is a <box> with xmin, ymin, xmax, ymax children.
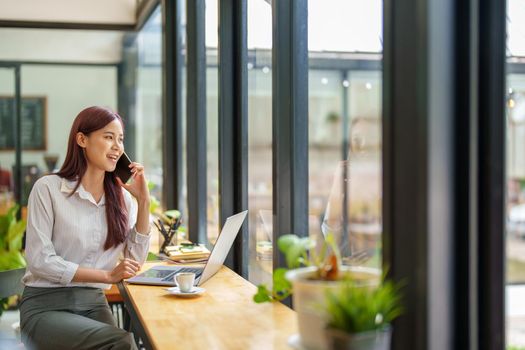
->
<box><xmin>163</xmin><ymin>244</ymin><xmax>211</xmax><ymax>262</ymax></box>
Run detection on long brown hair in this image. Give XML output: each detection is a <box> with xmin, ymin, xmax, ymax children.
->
<box><xmin>57</xmin><ymin>106</ymin><xmax>128</xmax><ymax>250</ymax></box>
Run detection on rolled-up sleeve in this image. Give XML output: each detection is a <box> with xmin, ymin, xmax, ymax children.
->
<box><xmin>123</xmin><ymin>194</ymin><xmax>150</xmax><ymax>264</ymax></box>
<box><xmin>25</xmin><ymin>180</ymin><xmax>79</xmax><ymax>285</ymax></box>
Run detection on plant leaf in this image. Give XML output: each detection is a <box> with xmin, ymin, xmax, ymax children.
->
<box><xmin>0</xmin><ymin>250</ymin><xmax>26</xmax><ymax>270</ymax></box>
<box><xmin>324</xmin><ymin>278</ymin><xmax>404</xmax><ymax>333</ymax></box>
<box><xmin>164</xmin><ymin>210</ymin><xmax>181</xmax><ymax>220</ymax></box>
<box><xmin>146</xmin><ymin>252</ymin><xmax>158</xmax><ymax>261</ymax></box>
<box><xmin>0</xmin><ymin>215</ymin><xmax>9</xmax><ymax>238</ymax></box>
<box><xmin>7</xmin><ymin>219</ymin><xmax>26</xmax><ymax>252</ymax></box>
<box><xmin>285</xmin><ymin>243</ymin><xmax>306</xmax><ymax>269</ymax></box>
<box><xmin>279</xmin><ymin>236</ymin><xmax>313</xmax><ymax>268</ymax></box>
<box><xmin>0</xmin><ymin>221</ymin><xmax>7</xmax><ymax>250</ymax></box>
<box><xmin>272</xmin><ymin>268</ymin><xmax>292</xmax><ymax>298</ymax></box>
<box><xmin>7</xmin><ymin>204</ymin><xmax>19</xmax><ymax>222</ymax></box>
<box><xmin>277</xmin><ymin>234</ymin><xmax>299</xmax><ymax>255</ymax></box>
<box><xmin>253</xmin><ymin>285</ymin><xmax>273</xmax><ymax>303</ymax></box>
<box><xmin>0</xmin><ymin>206</ymin><xmax>19</xmax><ymax>250</ymax></box>
<box><xmin>147</xmin><ymin>181</ymin><xmax>156</xmax><ymax>191</ymax></box>
<box><xmin>149</xmin><ymin>197</ymin><xmax>160</xmax><ymax>214</ymax></box>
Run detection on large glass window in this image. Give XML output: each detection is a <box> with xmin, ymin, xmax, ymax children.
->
<box><xmin>247</xmin><ymin>0</ymin><xmax>273</xmax><ymax>285</ymax></box>
<box><xmin>134</xmin><ymin>7</ymin><xmax>163</xmax><ymax>252</ymax></box>
<box><xmin>206</xmin><ymin>0</ymin><xmax>220</xmax><ymax>245</ymax></box>
<box><xmin>0</xmin><ymin>26</ymin><xmax>123</xmax><ymax>229</ymax></box>
<box><xmin>0</xmin><ymin>67</ymin><xmax>17</xmax><ymax>216</ymax></box>
<box><xmin>0</xmin><ymin>64</ymin><xmax>117</xmax><ymax>214</ymax></box>
<box><xmin>181</xmin><ymin>1</ymin><xmax>189</xmax><ymax>233</ymax></box>
<box><xmin>308</xmin><ymin>0</ymin><xmax>382</xmax><ymax>270</ymax></box>
<box><xmin>136</xmin><ymin>7</ymin><xmax>163</xmax><ymax>206</ymax></box>
<box><xmin>506</xmin><ymin>1</ymin><xmax>525</xmax><ymax>347</ymax></box>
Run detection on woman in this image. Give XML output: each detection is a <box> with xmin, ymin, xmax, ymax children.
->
<box><xmin>19</xmin><ymin>106</ymin><xmax>151</xmax><ymax>350</ymax></box>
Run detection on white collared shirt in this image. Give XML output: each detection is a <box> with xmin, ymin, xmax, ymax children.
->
<box><xmin>22</xmin><ymin>174</ymin><xmax>150</xmax><ymax>289</ymax></box>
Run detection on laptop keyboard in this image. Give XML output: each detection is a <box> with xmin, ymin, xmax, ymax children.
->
<box><xmin>161</xmin><ymin>267</ymin><xmax>203</xmax><ymax>282</ymax></box>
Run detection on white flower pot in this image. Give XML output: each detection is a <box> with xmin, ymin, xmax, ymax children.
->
<box><xmin>325</xmin><ymin>326</ymin><xmax>392</xmax><ymax>350</ymax></box>
<box><xmin>286</xmin><ymin>266</ymin><xmax>381</xmax><ymax>350</ymax></box>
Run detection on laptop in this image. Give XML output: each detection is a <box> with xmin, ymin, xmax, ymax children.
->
<box><xmin>126</xmin><ymin>210</ymin><xmax>247</xmax><ymax>286</ymax></box>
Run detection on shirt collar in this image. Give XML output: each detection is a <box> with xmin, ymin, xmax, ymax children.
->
<box><xmin>60</xmin><ymin>177</ymin><xmax>106</xmax><ymax>206</ymax></box>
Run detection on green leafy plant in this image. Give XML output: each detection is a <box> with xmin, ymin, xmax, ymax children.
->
<box><xmin>147</xmin><ymin>182</ymin><xmax>187</xmax><ymax>237</ymax></box>
<box><xmin>253</xmin><ymin>233</ymin><xmax>341</xmax><ymax>303</ymax></box>
<box><xmin>0</xmin><ymin>204</ymin><xmax>27</xmax><ymax>318</ymax></box>
<box><xmin>0</xmin><ymin>204</ymin><xmax>27</xmax><ymax>271</ymax></box>
<box><xmin>323</xmin><ymin>274</ymin><xmax>403</xmax><ymax>334</ymax></box>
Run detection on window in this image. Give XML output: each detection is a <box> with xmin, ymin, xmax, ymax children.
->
<box><xmin>506</xmin><ymin>1</ymin><xmax>525</xmax><ymax>347</ymax></box>
<box><xmin>308</xmin><ymin>0</ymin><xmax>382</xmax><ymax>270</ymax></box>
<box><xmin>206</xmin><ymin>0</ymin><xmax>220</xmax><ymax>245</ymax></box>
<box><xmin>247</xmin><ymin>0</ymin><xmax>273</xmax><ymax>285</ymax></box>
<box><xmin>136</xmin><ymin>7</ymin><xmax>163</xmax><ymax>208</ymax></box>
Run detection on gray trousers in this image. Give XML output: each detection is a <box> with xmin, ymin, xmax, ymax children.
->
<box><xmin>19</xmin><ymin>286</ymin><xmax>137</xmax><ymax>350</ymax></box>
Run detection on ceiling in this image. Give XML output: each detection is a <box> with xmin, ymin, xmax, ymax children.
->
<box><xmin>0</xmin><ymin>0</ymin><xmax>156</xmax><ymax>30</ymax></box>
<box><xmin>0</xmin><ymin>0</ymin><xmax>158</xmax><ymax>64</ymax></box>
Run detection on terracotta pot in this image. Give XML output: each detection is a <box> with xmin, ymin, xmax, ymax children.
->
<box><xmin>285</xmin><ymin>266</ymin><xmax>380</xmax><ymax>350</ymax></box>
<box><xmin>325</xmin><ymin>326</ymin><xmax>392</xmax><ymax>350</ymax></box>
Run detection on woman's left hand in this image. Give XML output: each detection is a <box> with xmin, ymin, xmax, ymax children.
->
<box><xmin>116</xmin><ymin>162</ymin><xmax>150</xmax><ymax>204</ymax></box>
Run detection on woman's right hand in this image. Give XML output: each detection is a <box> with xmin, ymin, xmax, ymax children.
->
<box><xmin>106</xmin><ymin>258</ymin><xmax>141</xmax><ymax>283</ymax></box>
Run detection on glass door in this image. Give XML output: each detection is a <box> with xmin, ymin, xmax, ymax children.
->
<box><xmin>0</xmin><ymin>65</ymin><xmax>21</xmax><ymax>216</ymax></box>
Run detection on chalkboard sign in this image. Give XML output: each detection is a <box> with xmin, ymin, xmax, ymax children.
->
<box><xmin>0</xmin><ymin>96</ymin><xmax>47</xmax><ymax>150</ymax></box>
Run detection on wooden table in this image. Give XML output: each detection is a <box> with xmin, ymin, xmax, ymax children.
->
<box><xmin>118</xmin><ymin>263</ymin><xmax>298</xmax><ymax>350</ymax></box>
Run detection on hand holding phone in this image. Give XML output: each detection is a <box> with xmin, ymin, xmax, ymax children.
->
<box><xmin>114</xmin><ymin>152</ymin><xmax>133</xmax><ymax>183</ymax></box>
<box><xmin>114</xmin><ymin>153</ymin><xmax>149</xmax><ymax>206</ymax></box>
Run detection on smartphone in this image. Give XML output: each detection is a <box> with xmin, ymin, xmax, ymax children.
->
<box><xmin>114</xmin><ymin>152</ymin><xmax>133</xmax><ymax>183</ymax></box>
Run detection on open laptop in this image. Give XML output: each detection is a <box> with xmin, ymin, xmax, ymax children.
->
<box><xmin>126</xmin><ymin>210</ymin><xmax>247</xmax><ymax>287</ymax></box>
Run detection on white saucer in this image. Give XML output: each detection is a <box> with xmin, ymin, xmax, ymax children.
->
<box><xmin>287</xmin><ymin>334</ymin><xmax>307</xmax><ymax>350</ymax></box>
<box><xmin>165</xmin><ymin>286</ymin><xmax>205</xmax><ymax>297</ymax></box>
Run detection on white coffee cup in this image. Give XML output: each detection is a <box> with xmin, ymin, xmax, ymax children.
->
<box><xmin>175</xmin><ymin>272</ymin><xmax>195</xmax><ymax>293</ymax></box>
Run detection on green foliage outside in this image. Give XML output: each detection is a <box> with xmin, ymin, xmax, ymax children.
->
<box><xmin>147</xmin><ymin>181</ymin><xmax>160</xmax><ymax>214</ymax></box>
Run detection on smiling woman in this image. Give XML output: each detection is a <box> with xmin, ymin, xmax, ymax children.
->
<box><xmin>57</xmin><ymin>107</ymin><xmax>130</xmax><ymax>248</ymax></box>
<box><xmin>18</xmin><ymin>106</ymin><xmax>151</xmax><ymax>350</ymax></box>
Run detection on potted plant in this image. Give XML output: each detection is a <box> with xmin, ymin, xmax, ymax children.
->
<box><xmin>322</xmin><ymin>275</ymin><xmax>403</xmax><ymax>350</ymax></box>
<box><xmin>253</xmin><ymin>234</ymin><xmax>381</xmax><ymax>349</ymax></box>
<box><xmin>0</xmin><ymin>204</ymin><xmax>27</xmax><ymax>317</ymax></box>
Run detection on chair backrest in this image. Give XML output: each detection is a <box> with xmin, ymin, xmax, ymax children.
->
<box><xmin>0</xmin><ymin>268</ymin><xmax>25</xmax><ymax>298</ymax></box>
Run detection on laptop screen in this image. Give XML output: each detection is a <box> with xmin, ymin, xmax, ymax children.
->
<box><xmin>197</xmin><ymin>210</ymin><xmax>247</xmax><ymax>285</ymax></box>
